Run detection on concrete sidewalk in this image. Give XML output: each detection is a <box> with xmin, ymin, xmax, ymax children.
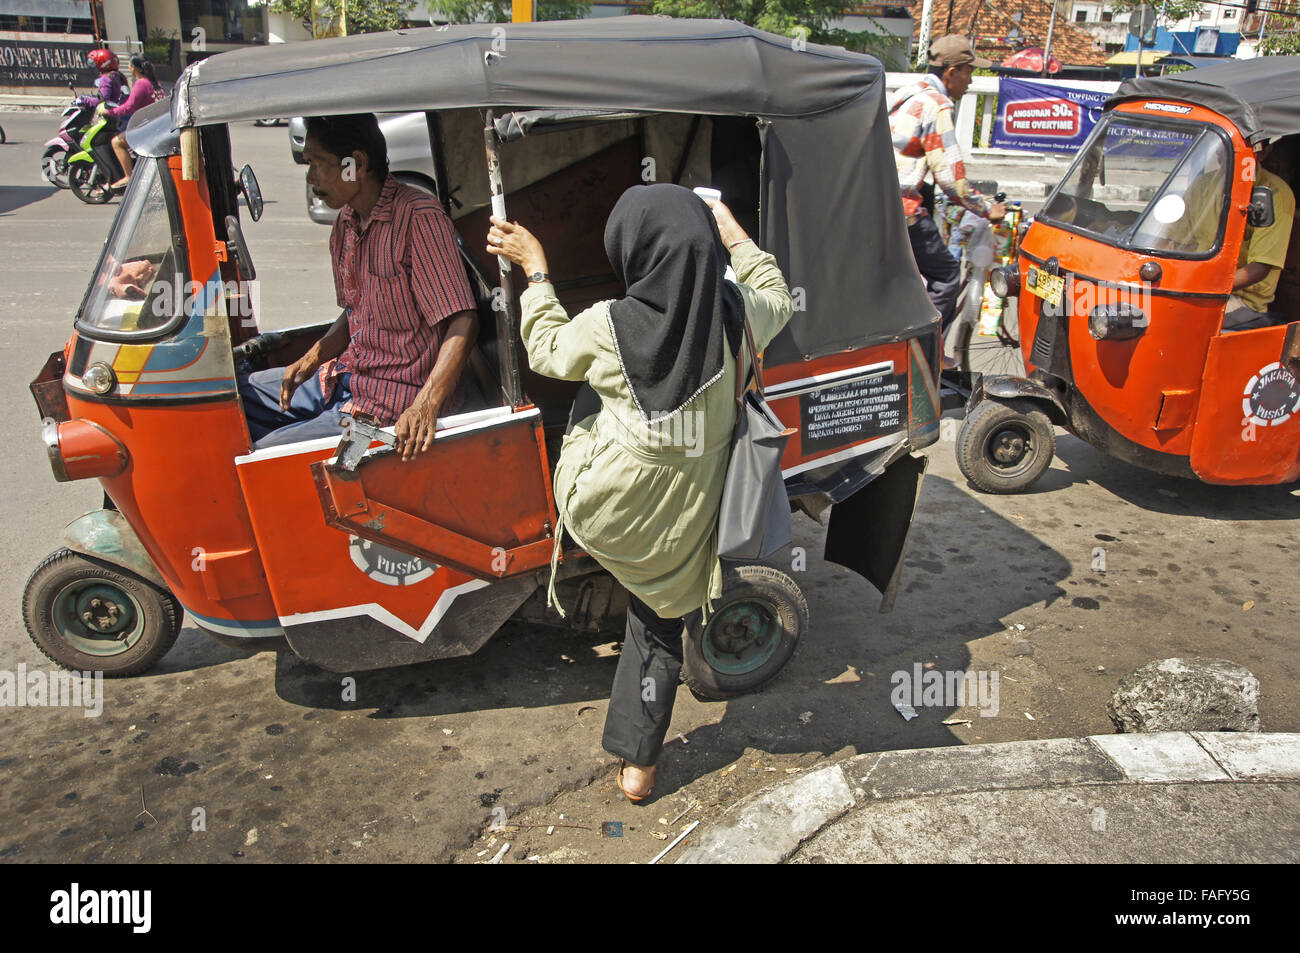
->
<box><xmin>676</xmin><ymin>732</ymin><xmax>1300</xmax><ymax>863</ymax></box>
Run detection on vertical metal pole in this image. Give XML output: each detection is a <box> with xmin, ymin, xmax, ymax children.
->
<box><xmin>916</xmin><ymin>0</ymin><xmax>935</xmax><ymax>68</ymax></box>
<box><xmin>484</xmin><ymin>111</ymin><xmax>525</xmax><ymax>409</ymax></box>
<box><xmin>1042</xmin><ymin>2</ymin><xmax>1057</xmax><ymax>77</ymax></box>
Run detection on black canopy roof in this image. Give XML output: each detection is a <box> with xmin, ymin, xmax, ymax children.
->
<box><xmin>1108</xmin><ymin>55</ymin><xmax>1300</xmax><ymax>144</ymax></box>
<box><xmin>171</xmin><ymin>17</ymin><xmax>879</xmax><ymax>127</ymax></box>
<box><xmin>157</xmin><ymin>17</ymin><xmax>936</xmax><ymax>365</ymax></box>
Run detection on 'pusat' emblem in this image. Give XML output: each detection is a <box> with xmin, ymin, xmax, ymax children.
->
<box><xmin>1242</xmin><ymin>362</ymin><xmax>1300</xmax><ymax>428</ymax></box>
<box><xmin>348</xmin><ymin>536</ymin><xmax>436</xmax><ymax>586</ymax></box>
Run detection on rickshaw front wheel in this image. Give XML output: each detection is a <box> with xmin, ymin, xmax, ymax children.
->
<box><xmin>956</xmin><ymin>398</ymin><xmax>1056</xmax><ymax>494</ymax></box>
<box><xmin>22</xmin><ymin>549</ymin><xmax>181</xmax><ymax>677</ymax></box>
<box><xmin>683</xmin><ymin>564</ymin><xmax>808</xmax><ymax>700</ymax></box>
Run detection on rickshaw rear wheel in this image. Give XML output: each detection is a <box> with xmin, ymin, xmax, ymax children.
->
<box><xmin>682</xmin><ymin>564</ymin><xmax>808</xmax><ymax>700</ymax></box>
<box><xmin>22</xmin><ymin>549</ymin><xmax>181</xmax><ymax>677</ymax></box>
<box><xmin>956</xmin><ymin>398</ymin><xmax>1056</xmax><ymax>494</ymax></box>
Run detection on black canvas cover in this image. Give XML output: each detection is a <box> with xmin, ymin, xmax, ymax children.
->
<box><xmin>170</xmin><ymin>17</ymin><xmax>937</xmax><ymax>363</ymax></box>
<box><xmin>1109</xmin><ymin>55</ymin><xmax>1300</xmax><ymax>144</ymax></box>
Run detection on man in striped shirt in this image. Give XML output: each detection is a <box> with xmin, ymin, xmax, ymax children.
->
<box><xmin>890</xmin><ymin>36</ymin><xmax>1005</xmax><ymax>344</ymax></box>
<box><xmin>240</xmin><ymin>114</ymin><xmax>477</xmax><ymax>460</ymax></box>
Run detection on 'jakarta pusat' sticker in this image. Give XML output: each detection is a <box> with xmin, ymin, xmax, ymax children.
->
<box><xmin>1242</xmin><ymin>362</ymin><xmax>1300</xmax><ymax>428</ymax></box>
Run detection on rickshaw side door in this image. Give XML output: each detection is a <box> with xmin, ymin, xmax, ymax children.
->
<box><xmin>1190</xmin><ymin>323</ymin><xmax>1300</xmax><ymax>484</ymax></box>
<box><xmin>308</xmin><ymin>407</ymin><xmax>560</xmax><ymax>580</ymax></box>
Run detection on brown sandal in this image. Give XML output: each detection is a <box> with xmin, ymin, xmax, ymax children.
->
<box><xmin>616</xmin><ymin>759</ymin><xmax>653</xmax><ymax>802</ymax></box>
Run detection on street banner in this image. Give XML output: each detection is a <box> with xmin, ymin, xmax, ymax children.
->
<box><xmin>990</xmin><ymin>78</ymin><xmax>1110</xmax><ymax>154</ymax></box>
<box><xmin>0</xmin><ymin>37</ymin><xmax>95</xmax><ymax>87</ymax></box>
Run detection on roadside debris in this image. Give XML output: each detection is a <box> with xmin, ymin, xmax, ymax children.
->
<box><xmin>602</xmin><ymin>821</ymin><xmax>623</xmax><ymax>838</ymax></box>
<box><xmin>894</xmin><ymin>702</ymin><xmax>919</xmax><ymax>722</ymax></box>
<box><xmin>649</xmin><ymin>820</ymin><xmax>699</xmax><ymax>865</ymax></box>
<box><xmin>486</xmin><ymin>843</ymin><xmax>510</xmax><ymax>864</ymax></box>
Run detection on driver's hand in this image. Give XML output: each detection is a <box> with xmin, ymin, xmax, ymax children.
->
<box><xmin>988</xmin><ymin>202</ymin><xmax>1007</xmax><ymax>223</ymax></box>
<box><xmin>393</xmin><ymin>395</ymin><xmax>440</xmax><ymax>462</ymax></box>
<box><xmin>280</xmin><ymin>351</ymin><xmax>321</xmax><ymax>412</ymax></box>
<box><xmin>107</xmin><ymin>259</ymin><xmax>155</xmax><ymax>299</ymax></box>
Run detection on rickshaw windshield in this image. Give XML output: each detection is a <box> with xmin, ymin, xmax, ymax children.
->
<box><xmin>1040</xmin><ymin>114</ymin><xmax>1230</xmax><ymax>257</ymax></box>
<box><xmin>76</xmin><ymin>159</ymin><xmax>184</xmax><ymax>340</ymax></box>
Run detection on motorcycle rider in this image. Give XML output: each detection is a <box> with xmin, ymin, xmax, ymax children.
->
<box><xmin>78</xmin><ymin>49</ymin><xmax>128</xmax><ymax>112</ymax></box>
<box><xmin>96</xmin><ymin>55</ymin><xmax>165</xmax><ymax>192</ymax></box>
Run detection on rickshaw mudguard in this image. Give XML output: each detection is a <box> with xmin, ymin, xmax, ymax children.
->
<box><xmin>824</xmin><ymin>449</ymin><xmax>928</xmax><ymax>614</ymax></box>
<box><xmin>61</xmin><ymin>509</ymin><xmax>169</xmax><ymax>592</ymax></box>
<box><xmin>971</xmin><ymin>374</ymin><xmax>1069</xmax><ymax>426</ymax></box>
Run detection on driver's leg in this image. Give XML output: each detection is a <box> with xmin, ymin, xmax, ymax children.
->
<box><xmin>908</xmin><ymin>213</ymin><xmax>961</xmax><ymax>332</ymax></box>
<box><xmin>238</xmin><ymin>367</ymin><xmax>336</xmax><ymax>444</ymax></box>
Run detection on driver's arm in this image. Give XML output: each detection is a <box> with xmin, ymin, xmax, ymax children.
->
<box><xmin>1234</xmin><ymin>262</ymin><xmax>1273</xmax><ymax>291</ymax></box>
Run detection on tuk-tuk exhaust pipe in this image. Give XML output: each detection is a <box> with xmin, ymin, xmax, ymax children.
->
<box><xmin>483</xmin><ymin>112</ymin><xmax>527</xmax><ymax>409</ymax></box>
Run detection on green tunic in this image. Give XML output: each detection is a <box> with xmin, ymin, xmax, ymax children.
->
<box><xmin>519</xmin><ymin>241</ymin><xmax>794</xmax><ymax>619</ymax></box>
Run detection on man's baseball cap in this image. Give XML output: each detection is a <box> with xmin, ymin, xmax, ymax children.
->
<box><xmin>929</xmin><ymin>34</ymin><xmax>992</xmax><ymax>70</ymax></box>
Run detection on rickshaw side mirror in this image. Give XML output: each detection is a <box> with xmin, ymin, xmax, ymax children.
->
<box><xmin>239</xmin><ymin>164</ymin><xmax>264</xmax><ymax>222</ymax></box>
<box><xmin>1248</xmin><ymin>186</ymin><xmax>1274</xmax><ymax>229</ymax></box>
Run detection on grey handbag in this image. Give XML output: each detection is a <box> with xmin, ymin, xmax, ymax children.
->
<box><xmin>717</xmin><ymin>314</ymin><xmax>797</xmax><ymax>561</ymax></box>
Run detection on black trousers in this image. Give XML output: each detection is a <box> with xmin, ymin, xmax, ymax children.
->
<box><xmin>602</xmin><ymin>593</ymin><xmax>695</xmax><ymax>767</ymax></box>
<box><xmin>908</xmin><ymin>213</ymin><xmax>962</xmax><ymax>334</ymax></box>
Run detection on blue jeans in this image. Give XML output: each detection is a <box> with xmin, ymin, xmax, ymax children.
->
<box><xmin>238</xmin><ymin>368</ymin><xmax>352</xmax><ymax>449</ymax></box>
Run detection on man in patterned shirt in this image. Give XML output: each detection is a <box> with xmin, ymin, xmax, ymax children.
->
<box><xmin>239</xmin><ymin>114</ymin><xmax>478</xmax><ymax>459</ymax></box>
<box><xmin>890</xmin><ymin>35</ymin><xmax>1006</xmax><ymax>346</ymax></box>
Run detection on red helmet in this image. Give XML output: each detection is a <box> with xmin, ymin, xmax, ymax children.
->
<box><xmin>88</xmin><ymin>49</ymin><xmax>118</xmax><ymax>72</ymax></box>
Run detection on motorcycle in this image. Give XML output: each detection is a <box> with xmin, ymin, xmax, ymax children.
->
<box><xmin>66</xmin><ymin>109</ymin><xmax>128</xmax><ymax>205</ymax></box>
<box><xmin>42</xmin><ymin>82</ymin><xmax>104</xmax><ymax>190</ymax></box>
<box><xmin>42</xmin><ymin>89</ymin><xmax>97</xmax><ymax>190</ymax></box>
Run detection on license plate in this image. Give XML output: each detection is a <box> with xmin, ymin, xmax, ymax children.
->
<box><xmin>1027</xmin><ymin>267</ymin><xmax>1063</xmax><ymax>308</ymax></box>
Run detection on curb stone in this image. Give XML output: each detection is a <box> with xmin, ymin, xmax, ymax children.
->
<box><xmin>674</xmin><ymin>733</ymin><xmax>1300</xmax><ymax>864</ymax></box>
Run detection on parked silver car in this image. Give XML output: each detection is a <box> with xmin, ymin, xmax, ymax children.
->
<box><xmin>288</xmin><ymin>113</ymin><xmax>438</xmax><ymax>223</ymax></box>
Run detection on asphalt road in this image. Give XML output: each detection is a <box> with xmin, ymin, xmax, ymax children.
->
<box><xmin>0</xmin><ymin>113</ymin><xmax>1296</xmax><ymax>864</ymax></box>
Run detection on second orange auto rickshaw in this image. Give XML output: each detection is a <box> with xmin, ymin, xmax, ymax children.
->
<box><xmin>958</xmin><ymin>57</ymin><xmax>1300</xmax><ymax>493</ymax></box>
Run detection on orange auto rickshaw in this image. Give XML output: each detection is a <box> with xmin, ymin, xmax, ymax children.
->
<box><xmin>957</xmin><ymin>57</ymin><xmax>1300</xmax><ymax>493</ymax></box>
<box><xmin>25</xmin><ymin>19</ymin><xmax>944</xmax><ymax>696</ymax></box>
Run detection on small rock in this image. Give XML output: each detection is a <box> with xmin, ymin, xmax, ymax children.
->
<box><xmin>1108</xmin><ymin>658</ymin><xmax>1260</xmax><ymax>733</ymax></box>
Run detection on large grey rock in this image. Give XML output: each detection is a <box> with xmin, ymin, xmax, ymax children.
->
<box><xmin>1108</xmin><ymin>658</ymin><xmax>1260</xmax><ymax>733</ymax></box>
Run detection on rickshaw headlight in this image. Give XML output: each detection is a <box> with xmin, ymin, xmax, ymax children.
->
<box><xmin>989</xmin><ymin>265</ymin><xmax>1018</xmax><ymax>299</ymax></box>
<box><xmin>82</xmin><ymin>362</ymin><xmax>116</xmax><ymax>395</ymax></box>
<box><xmin>1088</xmin><ymin>304</ymin><xmax>1149</xmax><ymax>341</ymax></box>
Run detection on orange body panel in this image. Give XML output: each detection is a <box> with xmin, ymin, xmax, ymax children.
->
<box><xmin>68</xmin><ymin>391</ymin><xmax>277</xmax><ymax>624</ymax></box>
<box><xmin>1191</xmin><ymin>328</ymin><xmax>1300</xmax><ymax>484</ymax></box>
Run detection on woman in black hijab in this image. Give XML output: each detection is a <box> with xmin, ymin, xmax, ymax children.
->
<box><xmin>488</xmin><ymin>183</ymin><xmax>793</xmax><ymax>801</ymax></box>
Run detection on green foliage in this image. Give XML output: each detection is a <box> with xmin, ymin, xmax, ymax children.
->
<box><xmin>650</xmin><ymin>0</ymin><xmax>905</xmax><ymax>68</ymax></box>
<box><xmin>269</xmin><ymin>0</ymin><xmax>415</xmax><ymax>35</ymax></box>
<box><xmin>1106</xmin><ymin>0</ymin><xmax>1205</xmax><ymax>25</ymax></box>
<box><xmin>1259</xmin><ymin>30</ymin><xmax>1300</xmax><ymax>56</ymax></box>
<box><xmin>430</xmin><ymin>0</ymin><xmax>593</xmax><ymax>21</ymax></box>
<box><xmin>143</xmin><ymin>26</ymin><xmax>176</xmax><ymax>62</ymax></box>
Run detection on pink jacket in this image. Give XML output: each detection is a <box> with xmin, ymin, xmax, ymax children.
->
<box><xmin>104</xmin><ymin>78</ymin><xmax>163</xmax><ymax>122</ymax></box>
